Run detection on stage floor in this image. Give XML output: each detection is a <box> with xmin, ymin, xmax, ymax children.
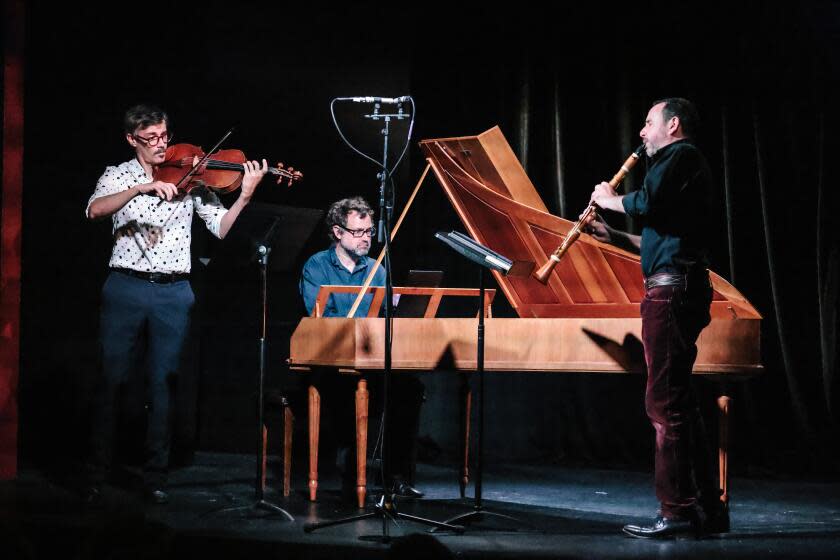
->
<box><xmin>2</xmin><ymin>452</ymin><xmax>839</xmax><ymax>559</ymax></box>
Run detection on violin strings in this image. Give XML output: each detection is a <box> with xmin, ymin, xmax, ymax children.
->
<box><xmin>206</xmin><ymin>159</ymin><xmax>287</xmax><ymax>175</ymax></box>
<box><xmin>205</xmin><ymin>160</ymin><xmax>244</xmax><ymax>171</ymax></box>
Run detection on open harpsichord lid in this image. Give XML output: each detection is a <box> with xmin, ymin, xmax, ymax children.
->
<box><xmin>419</xmin><ymin>126</ymin><xmax>761</xmax><ymax>321</ymax></box>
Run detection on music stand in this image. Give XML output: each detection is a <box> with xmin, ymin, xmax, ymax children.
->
<box><xmin>393</xmin><ymin>270</ymin><xmax>444</xmax><ymax>318</ymax></box>
<box><xmin>434</xmin><ymin>230</ymin><xmax>534</xmax><ymax>531</ymax></box>
<box><xmin>203</xmin><ymin>202</ymin><xmax>322</xmax><ymax>521</ymax></box>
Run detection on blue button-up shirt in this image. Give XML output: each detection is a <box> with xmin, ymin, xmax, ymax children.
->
<box><xmin>299</xmin><ymin>247</ymin><xmax>385</xmax><ymax>318</ymax></box>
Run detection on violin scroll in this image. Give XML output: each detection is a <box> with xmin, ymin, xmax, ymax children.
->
<box><xmin>273</xmin><ymin>162</ymin><xmax>303</xmax><ymax>187</ymax></box>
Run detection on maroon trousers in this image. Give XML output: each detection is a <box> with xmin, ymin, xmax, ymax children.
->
<box><xmin>640</xmin><ymin>278</ymin><xmax>718</xmax><ymax>520</ymax></box>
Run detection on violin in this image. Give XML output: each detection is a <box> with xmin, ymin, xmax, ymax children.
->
<box><xmin>154</xmin><ymin>143</ymin><xmax>303</xmax><ymax>194</ymax></box>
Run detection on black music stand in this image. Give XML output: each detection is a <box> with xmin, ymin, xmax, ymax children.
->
<box><xmin>203</xmin><ymin>202</ymin><xmax>322</xmax><ymax>521</ymax></box>
<box><xmin>434</xmin><ymin>231</ymin><xmax>534</xmax><ymax>532</ymax></box>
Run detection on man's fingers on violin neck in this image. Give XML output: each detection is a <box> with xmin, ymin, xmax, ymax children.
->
<box><xmin>245</xmin><ymin>159</ymin><xmax>265</xmax><ymax>172</ymax></box>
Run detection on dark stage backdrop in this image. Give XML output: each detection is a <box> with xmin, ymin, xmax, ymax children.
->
<box><xmin>11</xmin><ymin>3</ymin><xmax>840</xmax><ymax>482</ymax></box>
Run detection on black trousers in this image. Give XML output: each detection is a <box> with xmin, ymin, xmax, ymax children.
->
<box><xmin>88</xmin><ymin>271</ymin><xmax>194</xmax><ymax>487</ymax></box>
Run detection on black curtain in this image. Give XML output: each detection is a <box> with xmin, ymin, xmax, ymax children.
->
<box><xmin>406</xmin><ymin>3</ymin><xmax>840</xmax><ymax>474</ymax></box>
<box><xmin>14</xmin><ymin>2</ymin><xmax>840</xmax><ymax>478</ymax></box>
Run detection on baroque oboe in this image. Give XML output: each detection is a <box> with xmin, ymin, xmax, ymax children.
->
<box><xmin>533</xmin><ymin>145</ymin><xmax>645</xmax><ymax>284</ymax></box>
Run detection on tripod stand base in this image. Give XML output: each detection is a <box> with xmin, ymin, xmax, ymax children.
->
<box><xmin>204</xmin><ymin>498</ymin><xmax>294</xmax><ymax>522</ymax></box>
<box><xmin>432</xmin><ymin>506</ymin><xmax>533</xmax><ymax>533</ymax></box>
<box><xmin>304</xmin><ymin>495</ymin><xmax>464</xmax><ymax>540</ymax></box>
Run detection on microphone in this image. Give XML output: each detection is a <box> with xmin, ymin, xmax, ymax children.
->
<box><xmin>339</xmin><ymin>96</ymin><xmax>410</xmax><ymax>104</ymax></box>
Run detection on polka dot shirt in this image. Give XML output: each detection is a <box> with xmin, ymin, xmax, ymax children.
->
<box><xmin>86</xmin><ymin>158</ymin><xmax>227</xmax><ymax>273</ymax></box>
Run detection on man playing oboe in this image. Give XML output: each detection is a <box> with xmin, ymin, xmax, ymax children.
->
<box><xmin>586</xmin><ymin>98</ymin><xmax>728</xmax><ymax>539</ymax></box>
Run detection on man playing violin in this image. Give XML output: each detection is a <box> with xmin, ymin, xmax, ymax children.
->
<box><xmin>586</xmin><ymin>98</ymin><xmax>728</xmax><ymax>538</ymax></box>
<box><xmin>83</xmin><ymin>104</ymin><xmax>269</xmax><ymax>505</ymax></box>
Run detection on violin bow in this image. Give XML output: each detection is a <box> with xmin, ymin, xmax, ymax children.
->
<box><xmin>170</xmin><ymin>127</ymin><xmax>235</xmax><ymax>192</ymax></box>
<box><xmin>157</xmin><ymin>127</ymin><xmax>236</xmax><ymax>229</ymax></box>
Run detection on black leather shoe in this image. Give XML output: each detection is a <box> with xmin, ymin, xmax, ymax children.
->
<box><xmin>623</xmin><ymin>515</ymin><xmax>698</xmax><ymax>539</ymax></box>
<box><xmin>392</xmin><ymin>480</ymin><xmax>424</xmax><ymax>499</ymax></box>
<box><xmin>145</xmin><ymin>489</ymin><xmax>170</xmax><ymax>505</ymax></box>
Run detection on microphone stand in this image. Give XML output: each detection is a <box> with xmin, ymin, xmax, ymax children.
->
<box><xmin>305</xmin><ymin>101</ymin><xmax>463</xmax><ymax>541</ymax></box>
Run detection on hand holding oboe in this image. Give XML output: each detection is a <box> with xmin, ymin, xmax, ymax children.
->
<box><xmin>532</xmin><ymin>145</ymin><xmax>644</xmax><ymax>284</ymax></box>
<box><xmin>581</xmin><ymin>210</ymin><xmax>612</xmax><ymax>243</ymax></box>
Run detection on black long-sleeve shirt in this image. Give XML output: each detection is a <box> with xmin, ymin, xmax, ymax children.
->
<box><xmin>622</xmin><ymin>139</ymin><xmax>712</xmax><ymax>277</ymax></box>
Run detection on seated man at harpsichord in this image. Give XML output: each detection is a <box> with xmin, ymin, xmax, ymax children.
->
<box><xmin>299</xmin><ymin>196</ymin><xmax>425</xmax><ymax>501</ymax></box>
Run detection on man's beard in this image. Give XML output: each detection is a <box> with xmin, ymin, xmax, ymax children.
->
<box><xmin>348</xmin><ymin>243</ymin><xmax>370</xmax><ymax>259</ymax></box>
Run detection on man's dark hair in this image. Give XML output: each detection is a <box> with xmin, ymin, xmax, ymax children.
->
<box><xmin>652</xmin><ymin>97</ymin><xmax>700</xmax><ymax>139</ymax></box>
<box><xmin>123</xmin><ymin>104</ymin><xmax>170</xmax><ymax>135</ymax></box>
<box><xmin>325</xmin><ymin>196</ymin><xmax>374</xmax><ymax>241</ymax></box>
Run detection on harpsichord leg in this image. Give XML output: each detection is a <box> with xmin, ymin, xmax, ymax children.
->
<box><xmin>717</xmin><ymin>395</ymin><xmax>731</xmax><ymax>506</ymax></box>
<box><xmin>308</xmin><ymin>385</ymin><xmax>320</xmax><ymax>501</ymax></box>
<box><xmin>356</xmin><ymin>378</ymin><xmax>369</xmax><ymax>508</ymax></box>
<box><xmin>460</xmin><ymin>373</ymin><xmax>471</xmax><ymax>498</ymax></box>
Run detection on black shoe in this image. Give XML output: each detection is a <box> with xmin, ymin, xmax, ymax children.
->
<box><xmin>702</xmin><ymin>502</ymin><xmax>730</xmax><ymax>534</ymax></box>
<box><xmin>391</xmin><ymin>480</ymin><xmax>424</xmax><ymax>500</ymax></box>
<box><xmin>82</xmin><ymin>484</ymin><xmax>102</xmax><ymax>506</ymax></box>
<box><xmin>622</xmin><ymin>515</ymin><xmax>699</xmax><ymax>539</ymax></box>
<box><xmin>145</xmin><ymin>488</ymin><xmax>170</xmax><ymax>505</ymax></box>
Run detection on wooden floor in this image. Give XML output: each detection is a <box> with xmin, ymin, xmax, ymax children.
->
<box><xmin>2</xmin><ymin>452</ymin><xmax>839</xmax><ymax>559</ymax></box>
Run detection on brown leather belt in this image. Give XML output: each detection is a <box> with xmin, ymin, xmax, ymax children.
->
<box><xmin>112</xmin><ymin>267</ymin><xmax>189</xmax><ymax>284</ymax></box>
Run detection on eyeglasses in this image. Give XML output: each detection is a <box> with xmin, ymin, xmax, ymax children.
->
<box><xmin>133</xmin><ymin>132</ymin><xmax>173</xmax><ymax>147</ymax></box>
<box><xmin>336</xmin><ymin>224</ymin><xmax>376</xmax><ymax>238</ymax></box>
